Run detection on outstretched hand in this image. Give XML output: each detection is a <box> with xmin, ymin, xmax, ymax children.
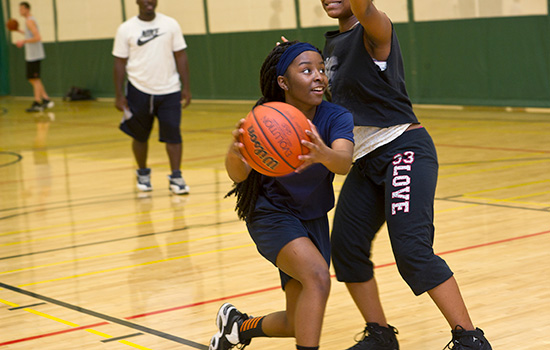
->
<box><xmin>228</xmin><ymin>118</ymin><xmax>247</xmax><ymax>163</ymax></box>
<box><xmin>276</xmin><ymin>36</ymin><xmax>289</xmax><ymax>46</ymax></box>
<box><xmin>225</xmin><ymin>118</ymin><xmax>253</xmax><ymax>183</ymax></box>
<box><xmin>295</xmin><ymin>120</ymin><xmax>330</xmax><ymax>173</ymax></box>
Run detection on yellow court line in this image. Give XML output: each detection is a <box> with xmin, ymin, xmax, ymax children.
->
<box><xmin>118</xmin><ymin>339</ymin><xmax>154</xmax><ymax>350</ymax></box>
<box><xmin>0</xmin><ymin>297</ymin><xmax>19</xmax><ymax>307</ymax></box>
<box><xmin>25</xmin><ymin>308</ymin><xmax>80</xmax><ymax>327</ymax></box>
<box><xmin>463</xmin><ymin>179</ymin><xmax>550</xmax><ymax>196</ymax></box>
<box><xmin>86</xmin><ymin>328</ymin><xmax>153</xmax><ymax>349</ymax></box>
<box><xmin>463</xmin><ymin>194</ymin><xmax>550</xmax><ymax>207</ymax></box>
<box><xmin>0</xmin><ymin>208</ymin><xmax>235</xmax><ymax>248</ymax></box>
<box><xmin>0</xmin><ymin>198</ymin><xmax>232</xmax><ymax>237</ymax></box>
<box><xmin>17</xmin><ymin>243</ymin><xmax>255</xmax><ymax>288</ymax></box>
<box><xmin>439</xmin><ymin>159</ymin><xmax>549</xmax><ymax>179</ymax></box>
<box><xmin>3</xmin><ymin>203</ymin><xmax>484</xmax><ymax>276</ymax></box>
<box><xmin>0</xmin><ymin>299</ymin><xmax>152</xmax><ymax>349</ymax></box>
<box><xmin>439</xmin><ymin>153</ymin><xmax>544</xmax><ymax>170</ymax></box>
<box><xmin>86</xmin><ymin>329</ymin><xmax>114</xmax><ymax>338</ymax></box>
<box><xmin>497</xmin><ymin>190</ymin><xmax>550</xmax><ymax>202</ymax></box>
<box><xmin>0</xmin><ymin>230</ymin><xmax>248</xmax><ymax>275</ymax></box>
<box><xmin>434</xmin><ymin>204</ymin><xmax>481</xmax><ymax>213</ymax></box>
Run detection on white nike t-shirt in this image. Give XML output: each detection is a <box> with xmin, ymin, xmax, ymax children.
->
<box><xmin>113</xmin><ymin>13</ymin><xmax>187</xmax><ymax>95</ymax></box>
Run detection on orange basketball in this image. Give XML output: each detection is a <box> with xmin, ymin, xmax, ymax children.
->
<box><xmin>6</xmin><ymin>18</ymin><xmax>18</xmax><ymax>31</ymax></box>
<box><xmin>240</xmin><ymin>102</ymin><xmax>311</xmax><ymax>177</ymax></box>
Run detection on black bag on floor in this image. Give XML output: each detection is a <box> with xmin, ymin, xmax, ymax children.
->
<box><xmin>63</xmin><ymin>86</ymin><xmax>93</xmax><ymax>101</ymax></box>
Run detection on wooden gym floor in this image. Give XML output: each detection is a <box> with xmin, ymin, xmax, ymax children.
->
<box><xmin>0</xmin><ymin>97</ymin><xmax>549</xmax><ymax>349</ymax></box>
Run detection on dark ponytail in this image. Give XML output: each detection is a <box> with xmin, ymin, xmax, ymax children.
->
<box><xmin>226</xmin><ymin>41</ymin><xmax>302</xmax><ymax>220</ymax></box>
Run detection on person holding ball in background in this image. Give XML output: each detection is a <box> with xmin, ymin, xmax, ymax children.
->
<box><xmin>14</xmin><ymin>1</ymin><xmax>54</xmax><ymax>113</ymax></box>
<box><xmin>209</xmin><ymin>41</ymin><xmax>354</xmax><ymax>350</ymax></box>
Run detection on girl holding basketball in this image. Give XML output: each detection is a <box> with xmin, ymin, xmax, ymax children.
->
<box><xmin>208</xmin><ymin>41</ymin><xmax>354</xmax><ymax>350</ymax></box>
<box><xmin>319</xmin><ymin>0</ymin><xmax>492</xmax><ymax>349</ymax></box>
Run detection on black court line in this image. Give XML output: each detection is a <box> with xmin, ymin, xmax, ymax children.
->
<box><xmin>0</xmin><ymin>182</ymin><xmax>229</xmax><ymax>219</ymax></box>
<box><xmin>9</xmin><ymin>302</ymin><xmax>47</xmax><ymax>310</ymax></box>
<box><xmin>418</xmin><ymin>114</ymin><xmax>550</xmax><ymax>124</ymax></box>
<box><xmin>0</xmin><ymin>195</ymin><xmax>138</xmax><ymax>221</ymax></box>
<box><xmin>0</xmin><ymin>151</ymin><xmax>23</xmax><ymax>168</ymax></box>
<box><xmin>0</xmin><ymin>282</ymin><xmax>208</xmax><ymax>350</ymax></box>
<box><xmin>0</xmin><ymin>191</ymin><xmax>135</xmax><ymax>214</ymax></box>
<box><xmin>101</xmin><ymin>333</ymin><xmax>143</xmax><ymax>343</ymax></box>
<box><xmin>436</xmin><ymin>197</ymin><xmax>550</xmax><ymax>213</ymax></box>
<box><xmin>440</xmin><ymin>156</ymin><xmax>550</xmax><ymax>166</ymax></box>
<box><xmin>0</xmin><ymin>218</ymin><xmax>240</xmax><ymax>261</ymax></box>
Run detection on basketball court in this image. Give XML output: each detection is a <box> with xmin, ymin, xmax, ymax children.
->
<box><xmin>0</xmin><ymin>97</ymin><xmax>549</xmax><ymax>349</ymax></box>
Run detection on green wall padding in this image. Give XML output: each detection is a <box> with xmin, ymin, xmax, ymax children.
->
<box><xmin>405</xmin><ymin>16</ymin><xmax>550</xmax><ymax>107</ymax></box>
<box><xmin>6</xmin><ymin>16</ymin><xmax>550</xmax><ymax>107</ymax></box>
<box><xmin>0</xmin><ymin>3</ymin><xmax>10</xmax><ymax>95</ymax></box>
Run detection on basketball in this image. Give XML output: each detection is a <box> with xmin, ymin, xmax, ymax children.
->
<box><xmin>6</xmin><ymin>18</ymin><xmax>18</xmax><ymax>31</ymax></box>
<box><xmin>239</xmin><ymin>101</ymin><xmax>311</xmax><ymax>177</ymax></box>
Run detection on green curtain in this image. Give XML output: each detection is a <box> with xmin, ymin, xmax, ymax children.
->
<box><xmin>0</xmin><ymin>2</ymin><xmax>11</xmax><ymax>95</ymax></box>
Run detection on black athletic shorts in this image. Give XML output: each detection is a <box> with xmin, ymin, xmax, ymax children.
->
<box><xmin>26</xmin><ymin>60</ymin><xmax>41</xmax><ymax>79</ymax></box>
<box><xmin>246</xmin><ymin>201</ymin><xmax>331</xmax><ymax>290</ymax></box>
<box><xmin>119</xmin><ymin>82</ymin><xmax>182</xmax><ymax>143</ymax></box>
<box><xmin>331</xmin><ymin>128</ymin><xmax>453</xmax><ymax>295</ymax></box>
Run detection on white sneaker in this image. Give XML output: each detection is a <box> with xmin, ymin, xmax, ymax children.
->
<box><xmin>42</xmin><ymin>99</ymin><xmax>55</xmax><ymax>109</ymax></box>
<box><xmin>136</xmin><ymin>169</ymin><xmax>152</xmax><ymax>192</ymax></box>
<box><xmin>168</xmin><ymin>175</ymin><xmax>189</xmax><ymax>195</ymax></box>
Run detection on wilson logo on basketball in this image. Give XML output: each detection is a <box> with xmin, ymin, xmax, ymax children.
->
<box><xmin>262</xmin><ymin>117</ymin><xmax>294</xmax><ymax>157</ymax></box>
<box><xmin>239</xmin><ymin>102</ymin><xmax>310</xmax><ymax>177</ymax></box>
<box><xmin>247</xmin><ymin>125</ymin><xmax>280</xmax><ymax>170</ymax></box>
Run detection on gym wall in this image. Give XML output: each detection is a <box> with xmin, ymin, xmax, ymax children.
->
<box><xmin>2</xmin><ymin>0</ymin><xmax>550</xmax><ymax>107</ymax></box>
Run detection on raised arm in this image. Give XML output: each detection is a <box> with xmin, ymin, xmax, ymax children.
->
<box><xmin>350</xmin><ymin>0</ymin><xmax>392</xmax><ymax>60</ymax></box>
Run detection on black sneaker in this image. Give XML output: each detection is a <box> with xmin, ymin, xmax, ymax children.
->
<box><xmin>26</xmin><ymin>101</ymin><xmax>44</xmax><ymax>113</ymax></box>
<box><xmin>42</xmin><ymin>99</ymin><xmax>54</xmax><ymax>109</ymax></box>
<box><xmin>209</xmin><ymin>303</ymin><xmax>251</xmax><ymax>350</ymax></box>
<box><xmin>347</xmin><ymin>323</ymin><xmax>399</xmax><ymax>350</ymax></box>
<box><xmin>444</xmin><ymin>326</ymin><xmax>492</xmax><ymax>350</ymax></box>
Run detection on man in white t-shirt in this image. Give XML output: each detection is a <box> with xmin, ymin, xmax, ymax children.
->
<box><xmin>113</xmin><ymin>0</ymin><xmax>191</xmax><ymax>195</ymax></box>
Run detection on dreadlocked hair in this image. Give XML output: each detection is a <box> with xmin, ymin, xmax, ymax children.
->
<box><xmin>225</xmin><ymin>41</ymin><xmax>303</xmax><ymax>220</ymax></box>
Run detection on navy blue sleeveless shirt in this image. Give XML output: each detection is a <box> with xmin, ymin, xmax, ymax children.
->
<box><xmin>254</xmin><ymin>101</ymin><xmax>354</xmax><ymax>221</ymax></box>
<box><xmin>323</xmin><ymin>24</ymin><xmax>418</xmax><ymax>127</ymax></box>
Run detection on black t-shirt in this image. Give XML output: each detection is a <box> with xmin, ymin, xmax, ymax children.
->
<box><xmin>324</xmin><ymin>24</ymin><xmax>419</xmax><ymax>127</ymax></box>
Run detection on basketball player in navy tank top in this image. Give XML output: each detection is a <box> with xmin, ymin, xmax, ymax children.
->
<box><xmin>208</xmin><ymin>42</ymin><xmax>354</xmax><ymax>350</ymax></box>
<box><xmin>320</xmin><ymin>1</ymin><xmax>493</xmax><ymax>349</ymax></box>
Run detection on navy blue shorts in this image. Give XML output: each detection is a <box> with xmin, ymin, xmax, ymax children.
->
<box><xmin>331</xmin><ymin>128</ymin><xmax>453</xmax><ymax>296</ymax></box>
<box><xmin>120</xmin><ymin>82</ymin><xmax>182</xmax><ymax>143</ymax></box>
<box><xmin>246</xmin><ymin>206</ymin><xmax>331</xmax><ymax>290</ymax></box>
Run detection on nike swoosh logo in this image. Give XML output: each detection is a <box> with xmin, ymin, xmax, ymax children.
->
<box><xmin>137</xmin><ymin>33</ymin><xmax>164</xmax><ymax>46</ymax></box>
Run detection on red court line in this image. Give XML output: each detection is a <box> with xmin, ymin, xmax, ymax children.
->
<box><xmin>437</xmin><ymin>230</ymin><xmax>550</xmax><ymax>255</ymax></box>
<box><xmin>126</xmin><ymin>286</ymin><xmax>281</xmax><ymax>320</ymax></box>
<box><xmin>2</xmin><ymin>229</ymin><xmax>549</xmax><ymax>346</ymax></box>
<box><xmin>0</xmin><ymin>322</ymin><xmax>108</xmax><ymax>346</ymax></box>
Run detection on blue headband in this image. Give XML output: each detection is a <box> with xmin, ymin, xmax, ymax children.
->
<box><xmin>276</xmin><ymin>43</ymin><xmax>318</xmax><ymax>77</ymax></box>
